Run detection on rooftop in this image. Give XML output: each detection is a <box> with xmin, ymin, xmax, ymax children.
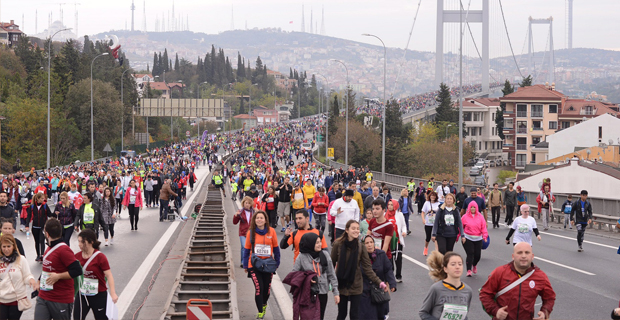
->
<box><xmin>233</xmin><ymin>114</ymin><xmax>257</xmax><ymax>120</ymax></box>
<box><xmin>560</xmin><ymin>99</ymin><xmax>619</xmax><ymax>117</ymax></box>
<box><xmin>500</xmin><ymin>84</ymin><xmax>565</xmax><ymax>102</ymax></box>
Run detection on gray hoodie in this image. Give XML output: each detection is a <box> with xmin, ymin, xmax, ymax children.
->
<box><xmin>292</xmin><ymin>251</ymin><xmax>339</xmax><ymax>297</ymax></box>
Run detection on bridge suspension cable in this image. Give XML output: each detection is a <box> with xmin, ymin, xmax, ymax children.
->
<box><xmin>498</xmin><ymin>0</ymin><xmax>525</xmax><ymax>78</ymax></box>
<box><xmin>390</xmin><ymin>0</ymin><xmax>422</xmax><ymax>98</ymax></box>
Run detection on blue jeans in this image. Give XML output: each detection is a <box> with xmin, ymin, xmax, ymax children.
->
<box><xmin>403</xmin><ymin>211</ymin><xmax>410</xmax><ymax>231</ymax></box>
<box><xmin>239</xmin><ymin>235</ymin><xmax>246</xmax><ymax>265</ymax></box>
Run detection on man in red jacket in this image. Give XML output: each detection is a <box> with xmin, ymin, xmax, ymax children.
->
<box><xmin>480</xmin><ymin>242</ymin><xmax>556</xmax><ymax>320</ymax></box>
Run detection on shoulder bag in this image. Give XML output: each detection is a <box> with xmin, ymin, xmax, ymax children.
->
<box><xmin>250</xmin><ymin>231</ymin><xmax>278</xmax><ymax>274</ymax></box>
<box><xmin>370</xmin><ymin>282</ymin><xmax>390</xmax><ymax>304</ymax></box>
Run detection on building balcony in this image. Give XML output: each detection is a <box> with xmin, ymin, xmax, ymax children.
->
<box><xmin>531</xmin><ymin>112</ymin><xmax>543</xmax><ymax>118</ymax></box>
<box><xmin>517</xmin><ymin>111</ymin><xmax>527</xmax><ymax>118</ymax></box>
<box><xmin>504</xmin><ymin>110</ymin><xmax>514</xmax><ymax>115</ymax></box>
<box><xmin>516</xmin><ymin>161</ymin><xmax>527</xmax><ymax>168</ymax></box>
<box><xmin>516</xmin><ymin>128</ymin><xmax>527</xmax><ymax>134</ymax></box>
<box><xmin>516</xmin><ymin>144</ymin><xmax>527</xmax><ymax>151</ymax></box>
<box><xmin>532</xmin><ymin>127</ymin><xmax>543</xmax><ymax>131</ymax></box>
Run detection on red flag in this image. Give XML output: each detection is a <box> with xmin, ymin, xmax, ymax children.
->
<box><xmin>289</xmin><ymin>21</ymin><xmax>293</xmax><ymax>24</ymax></box>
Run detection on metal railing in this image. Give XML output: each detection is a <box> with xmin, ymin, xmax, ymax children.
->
<box><xmin>531</xmin><ymin>111</ymin><xmax>543</xmax><ymax>118</ymax></box>
<box><xmin>517</xmin><ymin>127</ymin><xmax>527</xmax><ymax>134</ymax></box>
<box><xmin>517</xmin><ymin>111</ymin><xmax>527</xmax><ymax>117</ymax></box>
<box><xmin>517</xmin><ymin>144</ymin><xmax>527</xmax><ymax>150</ymax></box>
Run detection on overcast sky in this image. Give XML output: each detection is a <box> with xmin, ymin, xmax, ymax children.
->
<box><xmin>5</xmin><ymin>0</ymin><xmax>620</xmax><ymax>56</ymax></box>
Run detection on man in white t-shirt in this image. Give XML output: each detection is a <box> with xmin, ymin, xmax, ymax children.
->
<box><xmin>435</xmin><ymin>179</ymin><xmax>450</xmax><ymax>204</ymax></box>
<box><xmin>329</xmin><ymin>189</ymin><xmax>360</xmax><ymax>240</ymax></box>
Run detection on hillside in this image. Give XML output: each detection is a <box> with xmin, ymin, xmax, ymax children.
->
<box><xmin>92</xmin><ymin>29</ymin><xmax>620</xmax><ymax>99</ymax></box>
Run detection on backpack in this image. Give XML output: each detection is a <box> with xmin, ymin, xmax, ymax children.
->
<box><xmin>291</xmin><ymin>229</ymin><xmax>324</xmax><ymax>252</ymax></box>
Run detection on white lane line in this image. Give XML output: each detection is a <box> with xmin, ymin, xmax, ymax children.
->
<box><xmin>539</xmin><ymin>231</ymin><xmax>617</xmax><ymax>249</ymax></box>
<box><xmin>403</xmin><ymin>254</ymin><xmax>429</xmax><ymax>270</ymax></box>
<box><xmin>488</xmin><ymin>219</ymin><xmax>618</xmax><ymax>250</ymax></box>
<box><xmin>533</xmin><ymin>257</ymin><xmax>595</xmax><ymax>276</ymax></box>
<box><xmin>117</xmin><ymin>167</ymin><xmax>210</xmax><ymax>319</ymax></box>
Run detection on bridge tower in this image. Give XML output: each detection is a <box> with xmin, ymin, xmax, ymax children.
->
<box><xmin>528</xmin><ymin>16</ymin><xmax>555</xmax><ymax>85</ymax></box>
<box><xmin>435</xmin><ymin>0</ymin><xmax>489</xmax><ymax>92</ymax></box>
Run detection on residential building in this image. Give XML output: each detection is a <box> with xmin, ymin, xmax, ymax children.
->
<box><xmin>132</xmin><ymin>74</ymin><xmax>154</xmax><ymax>96</ymax></box>
<box><xmin>0</xmin><ymin>20</ymin><xmax>22</xmax><ymax>47</ymax></box>
<box><xmin>278</xmin><ymin>103</ymin><xmax>293</xmax><ymax>121</ymax></box>
<box><xmin>546</xmin><ymin>113</ymin><xmax>620</xmax><ymax>159</ymax></box>
<box><xmin>540</xmin><ymin>145</ymin><xmax>620</xmax><ymax>167</ymax></box>
<box><xmin>233</xmin><ymin>114</ymin><xmax>257</xmax><ymax>129</ymax></box>
<box><xmin>144</xmin><ymin>81</ymin><xmax>185</xmax><ymax>99</ymax></box>
<box><xmin>500</xmin><ymin>84</ymin><xmax>619</xmax><ymax>170</ymax></box>
<box><xmin>462</xmin><ymin>98</ymin><xmax>504</xmax><ymax>160</ymax></box>
<box><xmin>267</xmin><ymin>69</ymin><xmax>296</xmax><ymax>91</ymax></box>
<box><xmin>251</xmin><ymin>105</ymin><xmax>279</xmax><ymax>125</ymax></box>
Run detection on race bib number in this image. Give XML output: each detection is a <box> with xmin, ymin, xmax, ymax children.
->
<box><xmin>294</xmin><ymin>193</ymin><xmax>303</xmax><ymax>200</ymax></box>
<box><xmin>254</xmin><ymin>244</ymin><xmax>272</xmax><ymax>257</ymax></box>
<box><xmin>130</xmin><ymin>195</ymin><xmax>137</xmax><ymax>203</ymax></box>
<box><xmin>441</xmin><ymin>304</ymin><xmax>468</xmax><ymax>320</ymax></box>
<box><xmin>40</xmin><ymin>272</ymin><xmax>53</xmax><ymax>291</ymax></box>
<box><xmin>80</xmin><ymin>277</ymin><xmax>99</xmax><ymax>296</ymax></box>
<box><xmin>518</xmin><ymin>223</ymin><xmax>529</xmax><ymax>233</ymax></box>
<box><xmin>374</xmin><ymin>238</ymin><xmax>383</xmax><ymax>250</ymax></box>
<box><xmin>444</xmin><ymin>214</ymin><xmax>455</xmax><ymax>226</ymax></box>
<box><xmin>84</xmin><ymin>211</ymin><xmax>95</xmax><ymax>224</ymax></box>
<box><xmin>266</xmin><ymin>198</ymin><xmax>274</xmax><ymax>203</ymax></box>
<box><xmin>427</xmin><ymin>214</ymin><xmax>435</xmax><ymax>225</ymax></box>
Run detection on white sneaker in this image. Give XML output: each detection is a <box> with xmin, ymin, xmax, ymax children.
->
<box><xmin>110</xmin><ymin>238</ymin><xmax>114</xmax><ymax>245</ymax></box>
<box><xmin>105</xmin><ymin>240</ymin><xmax>109</xmax><ymax>246</ymax></box>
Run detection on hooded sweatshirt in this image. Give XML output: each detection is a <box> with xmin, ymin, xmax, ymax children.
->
<box><xmin>461</xmin><ymin>201</ymin><xmax>488</xmax><ymax>242</ymax></box>
<box><xmin>292</xmin><ymin>233</ymin><xmax>339</xmax><ymax>296</ymax></box>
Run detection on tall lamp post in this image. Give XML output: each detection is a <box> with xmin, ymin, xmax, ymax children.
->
<box><xmin>316</xmin><ymin>74</ymin><xmax>330</xmax><ymax>164</ymax></box>
<box><xmin>362</xmin><ymin>33</ymin><xmax>387</xmax><ymax>180</ymax></box>
<box><xmin>248</xmin><ymin>83</ymin><xmax>258</xmax><ymax>127</ymax></box>
<box><xmin>47</xmin><ymin>28</ymin><xmax>71</xmax><ymax>168</ymax></box>
<box><xmin>330</xmin><ymin>59</ymin><xmax>349</xmax><ymax>166</ymax></box>
<box><xmin>90</xmin><ymin>52</ymin><xmax>109</xmax><ymax>161</ymax></box>
<box><xmin>120</xmin><ymin>68</ymin><xmax>132</xmax><ymax>152</ymax></box>
<box><xmin>196</xmin><ymin>81</ymin><xmax>208</xmax><ymax>138</ymax></box>
<box><xmin>445</xmin><ymin>123</ymin><xmax>453</xmax><ymax>140</ymax></box>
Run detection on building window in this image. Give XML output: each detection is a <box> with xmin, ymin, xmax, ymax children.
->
<box><xmin>504</xmin><ymin>118</ymin><xmax>514</xmax><ymax>129</ymax></box>
<box><xmin>532</xmin><ymin>153</ymin><xmax>537</xmax><ymax>163</ymax></box>
<box><xmin>532</xmin><ymin>136</ymin><xmax>541</xmax><ymax>146</ymax></box>
<box><xmin>485</xmin><ymin>141</ymin><xmax>488</xmax><ymax>150</ymax></box>
<box><xmin>464</xmin><ymin>112</ymin><xmax>472</xmax><ymax>121</ymax></box>
<box><xmin>517</xmin><ymin>137</ymin><xmax>527</xmax><ymax>150</ymax></box>
<box><xmin>531</xmin><ymin>105</ymin><xmax>543</xmax><ymax>117</ymax></box>
<box><xmin>549</xmin><ymin>121</ymin><xmax>558</xmax><ymax>130</ymax></box>
<box><xmin>479</xmin><ymin>127</ymin><xmax>482</xmax><ymax>136</ymax></box>
<box><xmin>532</xmin><ymin>120</ymin><xmax>543</xmax><ymax>131</ymax></box>
<box><xmin>492</xmin><ymin>127</ymin><xmax>495</xmax><ymax>136</ymax></box>
<box><xmin>517</xmin><ymin>104</ymin><xmax>527</xmax><ymax>117</ymax></box>
<box><xmin>479</xmin><ymin>141</ymin><xmax>482</xmax><ymax>150</ymax></box>
<box><xmin>584</xmin><ymin>106</ymin><xmax>593</xmax><ymax>115</ymax></box>
<box><xmin>517</xmin><ymin>121</ymin><xmax>527</xmax><ymax>134</ymax></box>
<box><xmin>516</xmin><ymin>154</ymin><xmax>527</xmax><ymax>167</ymax></box>
<box><xmin>599</xmin><ymin>126</ymin><xmax>602</xmax><ymax>139</ymax></box>
<box><xmin>562</xmin><ymin>121</ymin><xmax>570</xmax><ymax>129</ymax></box>
<box><xmin>549</xmin><ymin>105</ymin><xmax>558</xmax><ymax>113</ymax></box>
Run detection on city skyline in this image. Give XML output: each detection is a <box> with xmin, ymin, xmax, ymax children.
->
<box><xmin>3</xmin><ymin>0</ymin><xmax>620</xmax><ymax>56</ymax></box>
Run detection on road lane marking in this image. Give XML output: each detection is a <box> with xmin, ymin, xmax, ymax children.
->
<box><xmin>489</xmin><ymin>219</ymin><xmax>618</xmax><ymax>250</ymax></box>
<box><xmin>534</xmin><ymin>257</ymin><xmax>595</xmax><ymax>275</ymax></box>
<box><xmin>117</xmin><ymin>167</ymin><xmax>210</xmax><ymax>319</ymax></box>
<box><xmin>403</xmin><ymin>254</ymin><xmax>429</xmax><ymax>270</ymax></box>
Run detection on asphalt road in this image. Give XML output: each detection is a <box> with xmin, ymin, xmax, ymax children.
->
<box><xmin>270</xmin><ymin>212</ymin><xmax>619</xmax><ymax>320</ymax></box>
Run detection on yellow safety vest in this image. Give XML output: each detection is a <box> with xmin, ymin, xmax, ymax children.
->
<box><xmin>214</xmin><ymin>175</ymin><xmax>223</xmax><ymax>185</ymax></box>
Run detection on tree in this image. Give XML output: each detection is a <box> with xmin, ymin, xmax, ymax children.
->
<box><xmin>434</xmin><ymin>83</ymin><xmax>457</xmax><ymax>123</ymax></box>
<box><xmin>520</xmin><ymin>75</ymin><xmax>532</xmax><ymax>87</ymax></box>
<box><xmin>162</xmin><ymin>49</ymin><xmax>169</xmax><ymax>72</ymax></box>
<box><xmin>174</xmin><ymin>53</ymin><xmax>180</xmax><ymax>71</ymax></box>
<box><xmin>495</xmin><ymin>79</ymin><xmax>514</xmax><ymax>140</ymax></box>
<box><xmin>328</xmin><ymin>94</ymin><xmax>339</xmax><ymax>136</ymax></box>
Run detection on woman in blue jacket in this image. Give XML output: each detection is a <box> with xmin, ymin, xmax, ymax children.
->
<box><xmin>360</xmin><ymin>235</ymin><xmax>397</xmax><ymax>320</ymax></box>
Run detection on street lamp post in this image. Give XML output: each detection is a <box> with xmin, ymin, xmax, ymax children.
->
<box><xmin>248</xmin><ymin>83</ymin><xmax>258</xmax><ymax>127</ymax></box>
<box><xmin>90</xmin><ymin>52</ymin><xmax>109</xmax><ymax>161</ymax></box>
<box><xmin>47</xmin><ymin>28</ymin><xmax>71</xmax><ymax>168</ymax></box>
<box><xmin>120</xmin><ymin>68</ymin><xmax>132</xmax><ymax>152</ymax></box>
<box><xmin>316</xmin><ymin>74</ymin><xmax>329</xmax><ymax>164</ymax></box>
<box><xmin>196</xmin><ymin>81</ymin><xmax>207</xmax><ymax>139</ymax></box>
<box><xmin>330</xmin><ymin>59</ymin><xmax>349</xmax><ymax>166</ymax></box>
<box><xmin>363</xmin><ymin>33</ymin><xmax>387</xmax><ymax>180</ymax></box>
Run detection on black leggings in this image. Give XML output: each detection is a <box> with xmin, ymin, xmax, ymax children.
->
<box><xmin>33</xmin><ymin>226</ymin><xmax>46</xmax><ymax>258</ymax></box>
<box><xmin>505</xmin><ymin>205</ymin><xmax>515</xmax><ymax>224</ymax></box>
<box><xmin>266</xmin><ymin>209</ymin><xmax>277</xmax><ymax>228</ymax></box>
<box><xmin>337</xmin><ymin>294</ymin><xmax>361</xmax><ymax>320</ymax></box>
<box><xmin>436</xmin><ymin>236</ymin><xmax>457</xmax><ymax>254</ymax></box>
<box><xmin>391</xmin><ymin>243</ymin><xmax>403</xmax><ymax>279</ymax></box>
<box><xmin>0</xmin><ymin>303</ymin><xmax>22</xmax><ymax>320</ymax></box>
<box><xmin>417</xmin><ymin>201</ymin><xmax>424</xmax><ymax>214</ymax></box>
<box><xmin>463</xmin><ymin>239</ymin><xmax>482</xmax><ymax>271</ymax></box>
<box><xmin>115</xmin><ymin>198</ymin><xmax>122</xmax><ymax>214</ymax></box>
<box><xmin>128</xmin><ymin>204</ymin><xmax>140</xmax><ymax>229</ymax></box>
<box><xmin>424</xmin><ymin>225</ymin><xmax>433</xmax><ymax>243</ymax></box>
<box><xmin>61</xmin><ymin>226</ymin><xmax>74</xmax><ymax>246</ymax></box>
<box><xmin>248</xmin><ymin>269</ymin><xmax>273</xmax><ymax>313</ymax></box>
<box><xmin>103</xmin><ymin>223</ymin><xmax>115</xmax><ymax>239</ymax></box>
<box><xmin>74</xmin><ymin>291</ymin><xmax>107</xmax><ymax>320</ymax></box>
<box><xmin>319</xmin><ymin>294</ymin><xmax>328</xmax><ymax>320</ymax></box>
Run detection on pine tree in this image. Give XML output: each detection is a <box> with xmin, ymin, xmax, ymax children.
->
<box><xmin>152</xmin><ymin>53</ymin><xmax>159</xmax><ymax>76</ymax></box>
<box><xmin>253</xmin><ymin>56</ymin><xmax>264</xmax><ymax>84</ymax></box>
<box><xmin>174</xmin><ymin>53</ymin><xmax>180</xmax><ymax>71</ymax></box>
<box><xmin>290</xmin><ymin>68</ymin><xmax>294</xmax><ymax>79</ymax></box>
<box><xmin>162</xmin><ymin>49</ymin><xmax>169</xmax><ymax>72</ymax></box>
<box><xmin>520</xmin><ymin>75</ymin><xmax>532</xmax><ymax>87</ymax></box>
<box><xmin>495</xmin><ymin>79</ymin><xmax>514</xmax><ymax>140</ymax></box>
<box><xmin>328</xmin><ymin>94</ymin><xmax>339</xmax><ymax>136</ymax></box>
<box><xmin>236</xmin><ymin>52</ymin><xmax>245</xmax><ymax>80</ymax></box>
<box><xmin>434</xmin><ymin>83</ymin><xmax>457</xmax><ymax>123</ymax></box>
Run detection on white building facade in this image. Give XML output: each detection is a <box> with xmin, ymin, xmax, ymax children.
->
<box><xmin>546</xmin><ymin>114</ymin><xmax>620</xmax><ymax>159</ymax></box>
<box><xmin>462</xmin><ymin>98</ymin><xmax>505</xmax><ymax>160</ymax></box>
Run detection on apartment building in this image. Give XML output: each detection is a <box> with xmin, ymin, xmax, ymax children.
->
<box><xmin>0</xmin><ymin>20</ymin><xmax>22</xmax><ymax>47</ymax></box>
<box><xmin>500</xmin><ymin>84</ymin><xmax>619</xmax><ymax>170</ymax></box>
<box><xmin>251</xmin><ymin>105</ymin><xmax>279</xmax><ymax>125</ymax></box>
<box><xmin>462</xmin><ymin>98</ymin><xmax>504</xmax><ymax>160</ymax></box>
